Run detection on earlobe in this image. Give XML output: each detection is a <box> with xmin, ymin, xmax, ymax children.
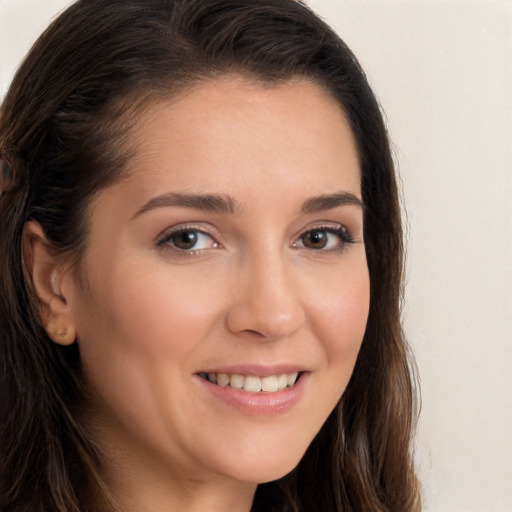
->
<box><xmin>23</xmin><ymin>221</ymin><xmax>77</xmax><ymax>346</ymax></box>
<box><xmin>46</xmin><ymin>310</ymin><xmax>77</xmax><ymax>346</ymax></box>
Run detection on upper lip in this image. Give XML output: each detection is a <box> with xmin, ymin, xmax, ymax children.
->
<box><xmin>196</xmin><ymin>363</ymin><xmax>309</xmax><ymax>377</ymax></box>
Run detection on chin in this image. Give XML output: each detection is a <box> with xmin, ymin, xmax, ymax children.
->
<box><xmin>213</xmin><ymin>442</ymin><xmax>308</xmax><ymax>485</ymax></box>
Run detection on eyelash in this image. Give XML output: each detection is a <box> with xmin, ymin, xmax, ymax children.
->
<box><xmin>156</xmin><ymin>223</ymin><xmax>354</xmax><ymax>256</ymax></box>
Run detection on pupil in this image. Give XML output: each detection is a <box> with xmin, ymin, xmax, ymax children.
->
<box><xmin>304</xmin><ymin>231</ymin><xmax>327</xmax><ymax>249</ymax></box>
<box><xmin>174</xmin><ymin>231</ymin><xmax>197</xmax><ymax>249</ymax></box>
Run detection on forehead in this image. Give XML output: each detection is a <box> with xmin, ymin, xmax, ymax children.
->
<box><xmin>117</xmin><ymin>75</ymin><xmax>361</xmax><ymax>202</ymax></box>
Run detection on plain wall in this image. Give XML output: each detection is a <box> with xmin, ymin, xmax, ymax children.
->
<box><xmin>309</xmin><ymin>2</ymin><xmax>512</xmax><ymax>511</ymax></box>
<box><xmin>1</xmin><ymin>1</ymin><xmax>511</xmax><ymax>511</ymax></box>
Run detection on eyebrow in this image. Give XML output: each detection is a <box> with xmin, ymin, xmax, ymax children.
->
<box><xmin>300</xmin><ymin>192</ymin><xmax>363</xmax><ymax>213</ymax></box>
<box><xmin>133</xmin><ymin>192</ymin><xmax>237</xmax><ymax>218</ymax></box>
<box><xmin>132</xmin><ymin>190</ymin><xmax>363</xmax><ymax>218</ymax></box>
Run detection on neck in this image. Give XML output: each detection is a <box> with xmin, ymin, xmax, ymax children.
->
<box><xmin>113</xmin><ymin>473</ymin><xmax>256</xmax><ymax>512</ymax></box>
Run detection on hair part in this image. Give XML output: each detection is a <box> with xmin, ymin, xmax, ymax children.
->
<box><xmin>0</xmin><ymin>1</ymin><xmax>421</xmax><ymax>511</ymax></box>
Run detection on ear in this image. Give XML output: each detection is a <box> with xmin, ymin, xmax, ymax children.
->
<box><xmin>23</xmin><ymin>221</ymin><xmax>77</xmax><ymax>346</ymax></box>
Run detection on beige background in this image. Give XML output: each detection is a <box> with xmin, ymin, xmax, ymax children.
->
<box><xmin>1</xmin><ymin>1</ymin><xmax>511</xmax><ymax>510</ymax></box>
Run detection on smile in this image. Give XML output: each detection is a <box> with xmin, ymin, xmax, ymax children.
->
<box><xmin>197</xmin><ymin>372</ymin><xmax>300</xmax><ymax>393</ymax></box>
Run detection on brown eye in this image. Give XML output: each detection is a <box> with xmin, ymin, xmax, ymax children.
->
<box><xmin>301</xmin><ymin>230</ymin><xmax>329</xmax><ymax>249</ymax></box>
<box><xmin>171</xmin><ymin>230</ymin><xmax>199</xmax><ymax>250</ymax></box>
<box><xmin>296</xmin><ymin>226</ymin><xmax>352</xmax><ymax>251</ymax></box>
<box><xmin>158</xmin><ymin>228</ymin><xmax>219</xmax><ymax>253</ymax></box>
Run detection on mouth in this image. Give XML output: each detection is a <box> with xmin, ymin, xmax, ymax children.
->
<box><xmin>196</xmin><ymin>371</ymin><xmax>302</xmax><ymax>393</ymax></box>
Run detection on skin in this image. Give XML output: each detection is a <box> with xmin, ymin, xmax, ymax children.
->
<box><xmin>30</xmin><ymin>76</ymin><xmax>370</xmax><ymax>512</ymax></box>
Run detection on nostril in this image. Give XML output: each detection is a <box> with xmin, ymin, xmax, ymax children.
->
<box><xmin>241</xmin><ymin>329</ymin><xmax>268</xmax><ymax>338</ymax></box>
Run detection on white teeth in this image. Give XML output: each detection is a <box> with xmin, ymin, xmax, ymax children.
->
<box><xmin>261</xmin><ymin>375</ymin><xmax>279</xmax><ymax>392</ymax></box>
<box><xmin>229</xmin><ymin>374</ymin><xmax>244</xmax><ymax>389</ymax></box>
<box><xmin>244</xmin><ymin>376</ymin><xmax>262</xmax><ymax>392</ymax></box>
<box><xmin>277</xmin><ymin>374</ymin><xmax>288</xmax><ymax>390</ymax></box>
<box><xmin>287</xmin><ymin>372</ymin><xmax>298</xmax><ymax>387</ymax></box>
<box><xmin>201</xmin><ymin>371</ymin><xmax>301</xmax><ymax>393</ymax></box>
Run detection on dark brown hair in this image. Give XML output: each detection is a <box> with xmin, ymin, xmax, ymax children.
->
<box><xmin>0</xmin><ymin>1</ymin><xmax>420</xmax><ymax>510</ymax></box>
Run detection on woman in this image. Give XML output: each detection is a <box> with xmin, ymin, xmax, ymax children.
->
<box><xmin>0</xmin><ymin>1</ymin><xmax>420</xmax><ymax>511</ymax></box>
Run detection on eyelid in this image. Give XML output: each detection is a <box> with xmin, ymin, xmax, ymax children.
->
<box><xmin>295</xmin><ymin>221</ymin><xmax>349</xmax><ymax>238</ymax></box>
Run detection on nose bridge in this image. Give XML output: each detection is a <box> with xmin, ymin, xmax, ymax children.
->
<box><xmin>226</xmin><ymin>244</ymin><xmax>306</xmax><ymax>339</ymax></box>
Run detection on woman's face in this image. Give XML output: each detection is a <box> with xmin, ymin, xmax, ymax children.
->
<box><xmin>63</xmin><ymin>77</ymin><xmax>369</xmax><ymax>491</ymax></box>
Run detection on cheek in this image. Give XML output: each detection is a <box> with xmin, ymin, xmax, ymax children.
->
<box><xmin>73</xmin><ymin>259</ymin><xmax>229</xmax><ymax>438</ymax></box>
<box><xmin>83</xmin><ymin>259</ymin><xmax>223</xmax><ymax>356</ymax></box>
<box><xmin>310</xmin><ymin>260</ymin><xmax>370</xmax><ymax>374</ymax></box>
<box><xmin>72</xmin><ymin>257</ymin><xmax>228</xmax><ymax>424</ymax></box>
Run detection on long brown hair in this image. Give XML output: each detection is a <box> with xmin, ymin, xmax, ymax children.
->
<box><xmin>0</xmin><ymin>1</ymin><xmax>421</xmax><ymax>510</ymax></box>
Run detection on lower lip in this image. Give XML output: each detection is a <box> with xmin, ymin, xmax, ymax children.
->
<box><xmin>196</xmin><ymin>373</ymin><xmax>308</xmax><ymax>417</ymax></box>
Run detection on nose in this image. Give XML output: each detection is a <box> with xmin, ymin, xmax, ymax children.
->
<box><xmin>225</xmin><ymin>251</ymin><xmax>306</xmax><ymax>340</ymax></box>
